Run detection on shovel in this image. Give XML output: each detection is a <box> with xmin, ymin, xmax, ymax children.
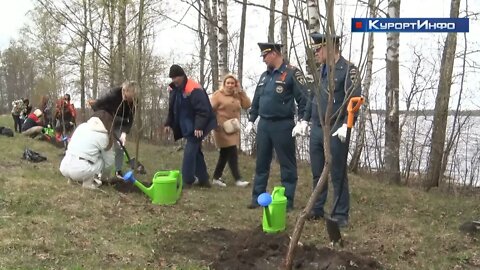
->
<box><xmin>113</xmin><ymin>134</ymin><xmax>147</xmax><ymax>175</ymax></box>
<box><xmin>325</xmin><ymin>96</ymin><xmax>364</xmax><ymax>245</ymax></box>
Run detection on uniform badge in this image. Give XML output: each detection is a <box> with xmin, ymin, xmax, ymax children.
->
<box><xmin>276</xmin><ymin>85</ymin><xmax>284</xmax><ymax>93</ymax></box>
<box><xmin>349</xmin><ymin>68</ymin><xmax>357</xmax><ymax>82</ymax></box>
<box><xmin>294</xmin><ymin>70</ymin><xmax>306</xmax><ymax>85</ymax></box>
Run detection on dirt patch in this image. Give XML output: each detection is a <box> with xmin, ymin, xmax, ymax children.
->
<box><xmin>104</xmin><ymin>179</ymin><xmax>152</xmax><ymax>194</ymax></box>
<box><xmin>156</xmin><ymin>227</ymin><xmax>381</xmax><ymax>270</ymax></box>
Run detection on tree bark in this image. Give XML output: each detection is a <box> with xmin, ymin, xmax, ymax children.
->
<box><xmin>117</xmin><ymin>0</ymin><xmax>127</xmax><ymax>83</ymax></box>
<box><xmin>107</xmin><ymin>0</ymin><xmax>116</xmax><ymax>88</ymax></box>
<box><xmin>350</xmin><ymin>0</ymin><xmax>377</xmax><ymax>172</ymax></box>
<box><xmin>79</xmin><ymin>0</ymin><xmax>88</xmax><ymax>116</ymax></box>
<box><xmin>384</xmin><ymin>0</ymin><xmax>401</xmax><ymax>185</ymax></box>
<box><xmin>218</xmin><ymin>0</ymin><xmax>229</xmax><ymax>78</ymax></box>
<box><xmin>268</xmin><ymin>0</ymin><xmax>275</xmax><ymax>42</ymax></box>
<box><xmin>134</xmin><ymin>0</ymin><xmax>145</xmax><ymax>172</ymax></box>
<box><xmin>285</xmin><ymin>0</ymin><xmax>336</xmax><ymax>268</ymax></box>
<box><xmin>280</xmin><ymin>0</ymin><xmax>289</xmax><ymax>58</ymax></box>
<box><xmin>238</xmin><ymin>0</ymin><xmax>247</xmax><ymax>87</ymax></box>
<box><xmin>425</xmin><ymin>0</ymin><xmax>461</xmax><ymax>190</ymax></box>
<box><xmin>204</xmin><ymin>0</ymin><xmax>219</xmax><ymax>92</ymax></box>
<box><xmin>197</xmin><ymin>0</ymin><xmax>206</xmax><ymax>87</ymax></box>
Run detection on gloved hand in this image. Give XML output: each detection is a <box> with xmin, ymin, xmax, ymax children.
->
<box><xmin>292</xmin><ymin>120</ymin><xmax>309</xmax><ymax>137</ymax></box>
<box><xmin>245</xmin><ymin>122</ymin><xmax>255</xmax><ymax>134</ymax></box>
<box><xmin>119</xmin><ymin>132</ymin><xmax>127</xmax><ymax>146</ymax></box>
<box><xmin>332</xmin><ymin>123</ymin><xmax>348</xmax><ymax>142</ymax></box>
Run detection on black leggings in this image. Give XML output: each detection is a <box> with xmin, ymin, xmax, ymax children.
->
<box><xmin>213</xmin><ymin>145</ymin><xmax>241</xmax><ymax>181</ymax></box>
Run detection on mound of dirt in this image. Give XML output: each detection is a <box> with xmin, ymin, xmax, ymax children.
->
<box><xmin>105</xmin><ymin>179</ymin><xmax>152</xmax><ymax>193</ymax></box>
<box><xmin>210</xmin><ymin>227</ymin><xmax>381</xmax><ymax>270</ymax></box>
<box><xmin>156</xmin><ymin>227</ymin><xmax>381</xmax><ymax>270</ymax></box>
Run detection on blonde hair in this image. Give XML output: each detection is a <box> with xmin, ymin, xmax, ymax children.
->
<box><xmin>122</xmin><ymin>81</ymin><xmax>137</xmax><ymax>93</ymax></box>
<box><xmin>220</xmin><ymin>74</ymin><xmax>240</xmax><ymax>92</ymax></box>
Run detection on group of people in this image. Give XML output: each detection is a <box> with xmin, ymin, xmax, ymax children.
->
<box><xmin>11</xmin><ymin>94</ymin><xmax>77</xmax><ymax>141</ymax></box>
<box><xmin>54</xmin><ymin>31</ymin><xmax>362</xmax><ymax>228</ymax></box>
<box><xmin>163</xmin><ymin>32</ymin><xmax>361</xmax><ymax>228</ymax></box>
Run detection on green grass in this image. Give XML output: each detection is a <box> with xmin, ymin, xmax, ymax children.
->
<box><xmin>0</xmin><ymin>115</ymin><xmax>479</xmax><ymax>269</ymax></box>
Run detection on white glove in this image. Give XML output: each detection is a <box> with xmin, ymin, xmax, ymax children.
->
<box><xmin>292</xmin><ymin>120</ymin><xmax>309</xmax><ymax>137</ymax></box>
<box><xmin>332</xmin><ymin>123</ymin><xmax>348</xmax><ymax>142</ymax></box>
<box><xmin>119</xmin><ymin>132</ymin><xmax>127</xmax><ymax>146</ymax></box>
<box><xmin>245</xmin><ymin>122</ymin><xmax>254</xmax><ymax>134</ymax></box>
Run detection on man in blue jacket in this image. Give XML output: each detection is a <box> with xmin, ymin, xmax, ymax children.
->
<box><xmin>164</xmin><ymin>64</ymin><xmax>217</xmax><ymax>187</ymax></box>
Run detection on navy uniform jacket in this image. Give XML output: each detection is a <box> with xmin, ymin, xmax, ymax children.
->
<box><xmin>165</xmin><ymin>78</ymin><xmax>217</xmax><ymax>141</ymax></box>
<box><xmin>304</xmin><ymin>56</ymin><xmax>362</xmax><ymax>126</ymax></box>
<box><xmin>249</xmin><ymin>63</ymin><xmax>307</xmax><ymax>122</ymax></box>
<box><xmin>92</xmin><ymin>87</ymin><xmax>135</xmax><ymax>134</ymax></box>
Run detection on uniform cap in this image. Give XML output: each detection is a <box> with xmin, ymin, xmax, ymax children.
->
<box><xmin>258</xmin><ymin>42</ymin><xmax>283</xmax><ymax>57</ymax></box>
<box><xmin>310</xmin><ymin>33</ymin><xmax>341</xmax><ymax>49</ymax></box>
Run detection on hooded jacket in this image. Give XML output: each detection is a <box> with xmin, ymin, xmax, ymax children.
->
<box><xmin>65</xmin><ymin>117</ymin><xmax>114</xmax><ymax>168</ymax></box>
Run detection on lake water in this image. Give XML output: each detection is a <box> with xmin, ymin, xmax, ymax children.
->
<box><xmin>239</xmin><ymin>112</ymin><xmax>480</xmax><ymax>187</ymax></box>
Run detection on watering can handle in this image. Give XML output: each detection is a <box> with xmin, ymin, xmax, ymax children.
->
<box><xmin>347</xmin><ymin>97</ymin><xmax>365</xmax><ymax>128</ymax></box>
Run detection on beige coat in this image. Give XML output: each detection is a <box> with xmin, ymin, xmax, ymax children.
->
<box><xmin>210</xmin><ymin>89</ymin><xmax>251</xmax><ymax>148</ymax></box>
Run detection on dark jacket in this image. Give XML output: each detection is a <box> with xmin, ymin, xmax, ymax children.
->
<box><xmin>248</xmin><ymin>62</ymin><xmax>307</xmax><ymax>122</ymax></box>
<box><xmin>165</xmin><ymin>78</ymin><xmax>217</xmax><ymax>141</ymax></box>
<box><xmin>92</xmin><ymin>87</ymin><xmax>135</xmax><ymax>133</ymax></box>
<box><xmin>304</xmin><ymin>56</ymin><xmax>362</xmax><ymax>127</ymax></box>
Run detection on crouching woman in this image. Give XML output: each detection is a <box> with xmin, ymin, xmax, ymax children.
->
<box><xmin>59</xmin><ymin>110</ymin><xmax>114</xmax><ymax>189</ymax></box>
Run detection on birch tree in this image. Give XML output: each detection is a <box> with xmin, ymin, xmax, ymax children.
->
<box><xmin>204</xmin><ymin>0</ymin><xmax>219</xmax><ymax>92</ymax></box>
<box><xmin>218</xmin><ymin>0</ymin><xmax>229</xmax><ymax>78</ymax></box>
<box><xmin>350</xmin><ymin>0</ymin><xmax>377</xmax><ymax>172</ymax></box>
<box><xmin>425</xmin><ymin>0</ymin><xmax>462</xmax><ymax>190</ymax></box>
<box><xmin>384</xmin><ymin>0</ymin><xmax>401</xmax><ymax>185</ymax></box>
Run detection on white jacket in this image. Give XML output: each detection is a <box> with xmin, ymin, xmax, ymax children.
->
<box><xmin>60</xmin><ymin>117</ymin><xmax>114</xmax><ymax>182</ymax></box>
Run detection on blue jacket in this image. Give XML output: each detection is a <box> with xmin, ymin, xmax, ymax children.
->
<box><xmin>304</xmin><ymin>56</ymin><xmax>362</xmax><ymax>127</ymax></box>
<box><xmin>165</xmin><ymin>78</ymin><xmax>217</xmax><ymax>141</ymax></box>
<box><xmin>249</xmin><ymin>62</ymin><xmax>307</xmax><ymax>122</ymax></box>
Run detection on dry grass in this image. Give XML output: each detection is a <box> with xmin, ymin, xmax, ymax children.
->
<box><xmin>0</xmin><ymin>115</ymin><xmax>479</xmax><ymax>269</ymax></box>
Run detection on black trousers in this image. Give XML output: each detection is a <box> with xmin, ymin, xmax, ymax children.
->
<box><xmin>213</xmin><ymin>145</ymin><xmax>241</xmax><ymax>181</ymax></box>
<box><xmin>12</xmin><ymin>114</ymin><xmax>21</xmax><ymax>132</ymax></box>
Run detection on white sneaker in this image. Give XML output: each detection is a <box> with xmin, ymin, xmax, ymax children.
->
<box><xmin>235</xmin><ymin>180</ymin><xmax>249</xmax><ymax>187</ymax></box>
<box><xmin>212</xmin><ymin>178</ymin><xmax>227</xmax><ymax>187</ymax></box>
<box><xmin>93</xmin><ymin>174</ymin><xmax>103</xmax><ymax>186</ymax></box>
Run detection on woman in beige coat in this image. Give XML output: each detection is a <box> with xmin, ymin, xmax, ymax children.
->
<box><xmin>210</xmin><ymin>74</ymin><xmax>251</xmax><ymax>187</ymax></box>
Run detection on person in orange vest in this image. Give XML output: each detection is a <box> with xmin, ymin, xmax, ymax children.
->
<box><xmin>164</xmin><ymin>64</ymin><xmax>217</xmax><ymax>188</ymax></box>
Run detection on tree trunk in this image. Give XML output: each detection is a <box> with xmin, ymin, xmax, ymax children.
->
<box><xmin>134</xmin><ymin>0</ymin><xmax>145</xmax><ymax>171</ymax></box>
<box><xmin>285</xmin><ymin>1</ymin><xmax>336</xmax><ymax>268</ymax></box>
<box><xmin>237</xmin><ymin>0</ymin><xmax>247</xmax><ymax>86</ymax></box>
<box><xmin>79</xmin><ymin>0</ymin><xmax>88</xmax><ymax>116</ymax></box>
<box><xmin>117</xmin><ymin>0</ymin><xmax>127</xmax><ymax>83</ymax></box>
<box><xmin>425</xmin><ymin>0</ymin><xmax>461</xmax><ymax>190</ymax></box>
<box><xmin>350</xmin><ymin>0</ymin><xmax>377</xmax><ymax>172</ymax></box>
<box><xmin>204</xmin><ymin>0</ymin><xmax>219</xmax><ymax>92</ymax></box>
<box><xmin>280</xmin><ymin>0</ymin><xmax>288</xmax><ymax>58</ymax></box>
<box><xmin>218</xmin><ymin>0</ymin><xmax>229</xmax><ymax>78</ymax></box>
<box><xmin>107</xmin><ymin>0</ymin><xmax>116</xmax><ymax>88</ymax></box>
<box><xmin>197</xmin><ymin>0</ymin><xmax>206</xmax><ymax>87</ymax></box>
<box><xmin>384</xmin><ymin>0</ymin><xmax>401</xmax><ymax>185</ymax></box>
<box><xmin>305</xmin><ymin>0</ymin><xmax>321</xmax><ymax>76</ymax></box>
<box><xmin>307</xmin><ymin>0</ymin><xmax>321</xmax><ymax>33</ymax></box>
<box><xmin>268</xmin><ymin>0</ymin><xmax>275</xmax><ymax>42</ymax></box>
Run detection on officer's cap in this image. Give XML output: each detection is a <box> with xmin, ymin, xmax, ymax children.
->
<box><xmin>310</xmin><ymin>33</ymin><xmax>341</xmax><ymax>50</ymax></box>
<box><xmin>258</xmin><ymin>42</ymin><xmax>283</xmax><ymax>57</ymax></box>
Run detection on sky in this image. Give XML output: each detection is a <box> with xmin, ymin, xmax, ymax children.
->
<box><xmin>0</xmin><ymin>0</ymin><xmax>479</xmax><ymax>109</ymax></box>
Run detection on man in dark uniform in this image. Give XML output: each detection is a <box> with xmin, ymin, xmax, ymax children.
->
<box><xmin>298</xmin><ymin>33</ymin><xmax>362</xmax><ymax>227</ymax></box>
<box><xmin>245</xmin><ymin>42</ymin><xmax>307</xmax><ymax>210</ymax></box>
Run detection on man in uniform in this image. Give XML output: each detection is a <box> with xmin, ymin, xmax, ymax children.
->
<box><xmin>245</xmin><ymin>42</ymin><xmax>308</xmax><ymax>210</ymax></box>
<box><xmin>296</xmin><ymin>33</ymin><xmax>362</xmax><ymax>227</ymax></box>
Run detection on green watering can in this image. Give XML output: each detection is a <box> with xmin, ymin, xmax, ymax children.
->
<box><xmin>123</xmin><ymin>170</ymin><xmax>182</xmax><ymax>205</ymax></box>
<box><xmin>257</xmin><ymin>186</ymin><xmax>287</xmax><ymax>234</ymax></box>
